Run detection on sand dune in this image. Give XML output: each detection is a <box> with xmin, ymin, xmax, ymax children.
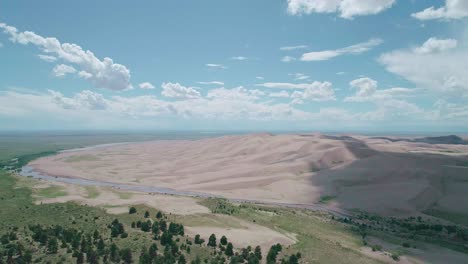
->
<box><xmin>30</xmin><ymin>133</ymin><xmax>468</xmax><ymax>217</ymax></box>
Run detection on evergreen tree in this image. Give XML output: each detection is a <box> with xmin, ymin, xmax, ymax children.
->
<box><xmin>288</xmin><ymin>254</ymin><xmax>299</xmax><ymax>264</ymax></box>
<box><xmin>208</xmin><ymin>234</ymin><xmax>216</xmax><ymax>248</ymax></box>
<box><xmin>47</xmin><ymin>237</ymin><xmax>58</xmax><ymax>254</ymax></box>
<box><xmin>159</xmin><ymin>220</ymin><xmax>167</xmax><ymax>232</ymax></box>
<box><xmin>156</xmin><ymin>211</ymin><xmax>163</xmax><ymax>219</ymax></box>
<box><xmin>149</xmin><ymin>243</ymin><xmax>158</xmax><ymax>258</ymax></box>
<box><xmin>129</xmin><ymin>207</ymin><xmax>137</xmax><ymax>214</ymax></box>
<box><xmin>178</xmin><ymin>254</ymin><xmax>187</xmax><ymax>264</ymax></box>
<box><xmin>93</xmin><ymin>230</ymin><xmax>100</xmax><ymax>240</ymax></box>
<box><xmin>24</xmin><ymin>250</ymin><xmax>32</xmax><ymax>264</ymax></box>
<box><xmin>121</xmin><ymin>248</ymin><xmax>133</xmax><ymax>264</ymax></box>
<box><xmin>194</xmin><ymin>234</ymin><xmax>202</xmax><ymax>245</ymax></box>
<box><xmin>220</xmin><ymin>236</ymin><xmax>227</xmax><ymax>246</ymax></box>
<box><xmin>139</xmin><ymin>246</ymin><xmax>151</xmax><ymax>264</ymax></box>
<box><xmin>97</xmin><ymin>238</ymin><xmax>105</xmax><ymax>256</ymax></box>
<box><xmin>144</xmin><ymin>211</ymin><xmax>150</xmax><ymax>218</ymax></box>
<box><xmin>76</xmin><ymin>252</ymin><xmax>84</xmax><ymax>264</ymax></box>
<box><xmin>87</xmin><ymin>249</ymin><xmax>99</xmax><ymax>264</ymax></box>
<box><xmin>110</xmin><ymin>243</ymin><xmax>120</xmax><ymax>263</ymax></box>
<box><xmin>254</xmin><ymin>246</ymin><xmax>262</xmax><ymax>260</ymax></box>
<box><xmin>225</xmin><ymin>243</ymin><xmax>234</xmax><ymax>257</ymax></box>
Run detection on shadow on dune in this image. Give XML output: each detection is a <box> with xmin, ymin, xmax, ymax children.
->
<box><xmin>307</xmin><ymin>136</ymin><xmax>468</xmax><ymax>218</ymax></box>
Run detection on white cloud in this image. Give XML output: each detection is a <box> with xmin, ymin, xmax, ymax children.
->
<box><xmin>0</xmin><ymin>23</ymin><xmax>132</xmax><ymax>91</ymax></box>
<box><xmin>344</xmin><ymin>77</ymin><xmax>416</xmax><ymax>102</ymax></box>
<box><xmin>78</xmin><ymin>71</ymin><xmax>93</xmax><ymax>79</ymax></box>
<box><xmin>258</xmin><ymin>81</ymin><xmax>335</xmax><ymax>102</ymax></box>
<box><xmin>280</xmin><ymin>45</ymin><xmax>308</xmax><ymax>51</ymax></box>
<box><xmin>161</xmin><ymin>82</ymin><xmax>201</xmax><ymax>99</ymax></box>
<box><xmin>52</xmin><ymin>64</ymin><xmax>77</xmax><ymax>77</ymax></box>
<box><xmin>207</xmin><ymin>86</ymin><xmax>264</xmax><ymax>101</ymax></box>
<box><xmin>256</xmin><ymin>76</ymin><xmax>264</xmax><ymax>80</ymax></box>
<box><xmin>49</xmin><ymin>90</ymin><xmax>107</xmax><ymax>110</ymax></box>
<box><xmin>290</xmin><ymin>82</ymin><xmax>336</xmax><ymax>102</ymax></box>
<box><xmin>412</xmin><ymin>0</ymin><xmax>468</xmax><ymax>20</ymax></box>
<box><xmin>350</xmin><ymin>77</ymin><xmax>377</xmax><ymax>97</ymax></box>
<box><xmin>269</xmin><ymin>91</ymin><xmax>290</xmax><ymax>98</ymax></box>
<box><xmin>301</xmin><ymin>38</ymin><xmax>382</xmax><ymax>61</ymax></box>
<box><xmin>413</xmin><ymin>38</ymin><xmax>457</xmax><ymax>54</ymax></box>
<box><xmin>281</xmin><ymin>56</ymin><xmax>297</xmax><ymax>62</ymax></box>
<box><xmin>0</xmin><ymin>42</ymin><xmax>3</xmax><ymax>47</ymax></box>
<box><xmin>379</xmin><ymin>37</ymin><xmax>468</xmax><ymax>98</ymax></box>
<box><xmin>230</xmin><ymin>56</ymin><xmax>248</xmax><ymax>61</ymax></box>
<box><xmin>1</xmin><ymin>89</ymin><xmax>465</xmax><ymax>129</ymax></box>
<box><xmin>38</xmin><ymin>54</ymin><xmax>57</xmax><ymax>62</ymax></box>
<box><xmin>257</xmin><ymin>81</ymin><xmax>327</xmax><ymax>90</ymax></box>
<box><xmin>139</xmin><ymin>82</ymin><xmax>155</xmax><ymax>89</ymax></box>
<box><xmin>198</xmin><ymin>81</ymin><xmax>224</xmax><ymax>86</ymax></box>
<box><xmin>287</xmin><ymin>0</ymin><xmax>395</xmax><ymax>19</ymax></box>
<box><xmin>206</xmin><ymin>63</ymin><xmax>227</xmax><ymax>69</ymax></box>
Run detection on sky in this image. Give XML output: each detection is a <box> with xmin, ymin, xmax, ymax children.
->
<box><xmin>1</xmin><ymin>0</ymin><xmax>468</xmax><ymax>132</ymax></box>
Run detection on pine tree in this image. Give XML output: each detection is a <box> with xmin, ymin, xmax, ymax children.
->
<box><xmin>208</xmin><ymin>234</ymin><xmax>216</xmax><ymax>248</ymax></box>
<box><xmin>254</xmin><ymin>246</ymin><xmax>262</xmax><ymax>260</ymax></box>
<box><xmin>47</xmin><ymin>237</ymin><xmax>58</xmax><ymax>254</ymax></box>
<box><xmin>220</xmin><ymin>235</ymin><xmax>227</xmax><ymax>246</ymax></box>
<box><xmin>225</xmin><ymin>243</ymin><xmax>234</xmax><ymax>257</ymax></box>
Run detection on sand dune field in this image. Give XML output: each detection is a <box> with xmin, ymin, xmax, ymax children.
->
<box><xmin>30</xmin><ymin>133</ymin><xmax>468</xmax><ymax>217</ymax></box>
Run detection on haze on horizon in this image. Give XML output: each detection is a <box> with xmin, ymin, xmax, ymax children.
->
<box><xmin>1</xmin><ymin>0</ymin><xmax>468</xmax><ymax>132</ymax></box>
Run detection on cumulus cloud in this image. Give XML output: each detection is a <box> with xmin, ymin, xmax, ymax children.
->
<box><xmin>138</xmin><ymin>82</ymin><xmax>155</xmax><ymax>89</ymax></box>
<box><xmin>301</xmin><ymin>38</ymin><xmax>382</xmax><ymax>61</ymax></box>
<box><xmin>49</xmin><ymin>90</ymin><xmax>107</xmax><ymax>110</ymax></box>
<box><xmin>207</xmin><ymin>86</ymin><xmax>264</xmax><ymax>101</ymax></box>
<box><xmin>161</xmin><ymin>82</ymin><xmax>201</xmax><ymax>99</ymax></box>
<box><xmin>344</xmin><ymin>77</ymin><xmax>416</xmax><ymax>102</ymax></box>
<box><xmin>287</xmin><ymin>0</ymin><xmax>395</xmax><ymax>19</ymax></box>
<box><xmin>290</xmin><ymin>82</ymin><xmax>336</xmax><ymax>102</ymax></box>
<box><xmin>413</xmin><ymin>38</ymin><xmax>457</xmax><ymax>54</ymax></box>
<box><xmin>1</xmin><ymin>89</ymin><xmax>464</xmax><ymax>129</ymax></box>
<box><xmin>0</xmin><ymin>23</ymin><xmax>132</xmax><ymax>91</ymax></box>
<box><xmin>280</xmin><ymin>45</ymin><xmax>308</xmax><ymax>51</ymax></box>
<box><xmin>258</xmin><ymin>81</ymin><xmax>335</xmax><ymax>102</ymax></box>
<box><xmin>52</xmin><ymin>64</ymin><xmax>76</xmax><ymax>77</ymax></box>
<box><xmin>379</xmin><ymin>37</ymin><xmax>468</xmax><ymax>98</ymax></box>
<box><xmin>350</xmin><ymin>77</ymin><xmax>377</xmax><ymax>97</ymax></box>
<box><xmin>412</xmin><ymin>0</ymin><xmax>468</xmax><ymax>20</ymax></box>
<box><xmin>206</xmin><ymin>63</ymin><xmax>227</xmax><ymax>69</ymax></box>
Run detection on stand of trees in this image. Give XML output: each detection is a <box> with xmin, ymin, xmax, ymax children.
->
<box><xmin>0</xmin><ymin>209</ymin><xmax>302</xmax><ymax>264</ymax></box>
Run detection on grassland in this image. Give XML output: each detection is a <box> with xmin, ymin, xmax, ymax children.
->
<box><xmin>35</xmin><ymin>185</ymin><xmax>68</xmax><ymax>198</ymax></box>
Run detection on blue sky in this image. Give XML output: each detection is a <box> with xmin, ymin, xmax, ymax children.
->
<box><xmin>1</xmin><ymin>0</ymin><xmax>468</xmax><ymax>132</ymax></box>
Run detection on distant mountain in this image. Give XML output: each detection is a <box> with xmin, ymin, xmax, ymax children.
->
<box><xmin>372</xmin><ymin>135</ymin><xmax>467</xmax><ymax>145</ymax></box>
<box><xmin>413</xmin><ymin>135</ymin><xmax>467</xmax><ymax>145</ymax></box>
